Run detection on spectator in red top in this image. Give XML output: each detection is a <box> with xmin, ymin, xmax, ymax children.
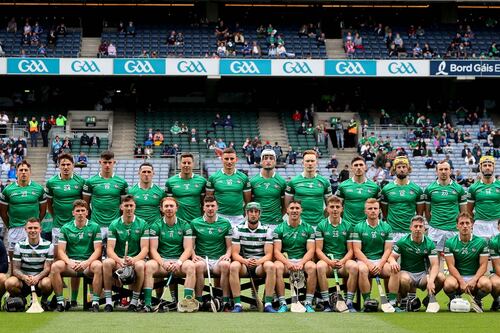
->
<box><xmin>292</xmin><ymin>110</ymin><xmax>302</xmax><ymax>122</ymax></box>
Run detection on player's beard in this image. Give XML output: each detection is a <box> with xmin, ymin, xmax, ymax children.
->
<box><xmin>482</xmin><ymin>172</ymin><xmax>493</xmax><ymax>178</ymax></box>
<box><xmin>396</xmin><ymin>173</ymin><xmax>407</xmax><ymax>180</ymax></box>
<box><xmin>248</xmin><ymin>219</ymin><xmax>259</xmax><ymax>225</ymax></box>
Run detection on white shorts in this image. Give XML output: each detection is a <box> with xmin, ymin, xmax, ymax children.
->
<box><xmin>218</xmin><ymin>214</ymin><xmax>245</xmax><ymax>228</ymax></box>
<box><xmin>473</xmin><ymin>220</ymin><xmax>499</xmax><ymax>241</ymax></box>
<box><xmin>428</xmin><ymin>227</ymin><xmax>458</xmax><ymax>252</ymax></box>
<box><xmin>392</xmin><ymin>232</ymin><xmax>409</xmax><ymax>243</ymax></box>
<box><xmin>402</xmin><ymin>270</ymin><xmax>427</xmax><ymax>288</ymax></box>
<box><xmin>52</xmin><ymin>228</ymin><xmax>61</xmax><ymax>245</ymax></box>
<box><xmin>8</xmin><ymin>227</ymin><xmax>27</xmax><ymax>251</ymax></box>
<box><xmin>463</xmin><ymin>275</ymin><xmax>474</xmax><ymax>283</ymax></box>
<box><xmin>203</xmin><ymin>258</ymin><xmax>224</xmax><ymax>273</ymax></box>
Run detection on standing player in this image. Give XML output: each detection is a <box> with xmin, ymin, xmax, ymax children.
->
<box><xmin>229</xmin><ymin>202</ymin><xmax>277</xmax><ymax>313</ymax></box>
<box><xmin>4</xmin><ymin>218</ymin><xmax>53</xmax><ymax>308</ymax></box>
<box><xmin>336</xmin><ymin>156</ymin><xmax>380</xmax><ymax>226</ymax></box>
<box><xmin>50</xmin><ymin>200</ymin><xmax>103</xmax><ymax>312</ymax></box>
<box><xmin>143</xmin><ymin>197</ymin><xmax>197</xmax><ymax>312</ymax></box>
<box><xmin>467</xmin><ymin>155</ymin><xmax>500</xmax><ymax>240</ymax></box>
<box><xmin>165</xmin><ymin>153</ymin><xmax>207</xmax><ymax>222</ymax></box>
<box><xmin>206</xmin><ymin>148</ymin><xmax>251</xmax><ymax>227</ymax></box>
<box><xmin>274</xmin><ymin>200</ymin><xmax>317</xmax><ymax>313</ymax></box>
<box><xmin>424</xmin><ymin>161</ymin><xmax>467</xmax><ymax>253</ymax></box>
<box><xmin>0</xmin><ymin>161</ymin><xmax>46</xmax><ymax>264</ymax></box>
<box><xmin>102</xmin><ymin>195</ymin><xmax>149</xmax><ymax>312</ymax></box>
<box><xmin>389</xmin><ymin>215</ymin><xmax>445</xmax><ymax>310</ymax></box>
<box><xmin>45</xmin><ymin>153</ymin><xmax>85</xmax><ymax>306</ymax></box>
<box><xmin>129</xmin><ymin>162</ymin><xmax>166</xmax><ymax>225</ymax></box>
<box><xmin>285</xmin><ymin>150</ymin><xmax>332</xmax><ymax>228</ymax></box>
<box><xmin>443</xmin><ymin>212</ymin><xmax>491</xmax><ymax>310</ymax></box>
<box><xmin>490</xmin><ymin>220</ymin><xmax>500</xmax><ymax>311</ymax></box>
<box><xmin>352</xmin><ymin>199</ymin><xmax>399</xmax><ymax>310</ymax></box>
<box><xmin>191</xmin><ymin>197</ymin><xmax>232</xmax><ymax>309</ymax></box>
<box><xmin>250</xmin><ymin>149</ymin><xmax>286</xmax><ymax>230</ymax></box>
<box><xmin>315</xmin><ymin>196</ymin><xmax>358</xmax><ymax>312</ymax></box>
<box><xmin>381</xmin><ymin>156</ymin><xmax>425</xmax><ymax>242</ymax></box>
<box><xmin>83</xmin><ymin>151</ymin><xmax>129</xmax><ymax>242</ymax></box>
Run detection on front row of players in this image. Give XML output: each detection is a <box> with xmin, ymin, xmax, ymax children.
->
<box><xmin>2</xmin><ymin>196</ymin><xmax>500</xmax><ymax>313</ymax></box>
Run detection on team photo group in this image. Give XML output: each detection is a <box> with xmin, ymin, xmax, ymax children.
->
<box><xmin>0</xmin><ymin>147</ymin><xmax>499</xmax><ymax>314</ymax></box>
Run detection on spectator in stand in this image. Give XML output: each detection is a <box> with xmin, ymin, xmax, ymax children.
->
<box><xmin>292</xmin><ymin>110</ymin><xmax>302</xmax><ymax>122</ymax></box>
<box><xmin>416</xmin><ymin>26</ymin><xmax>425</xmax><ymax>37</ymax></box>
<box><xmin>408</xmin><ymin>25</ymin><xmax>416</xmax><ymax>39</ymax></box>
<box><xmin>234</xmin><ymin>31</ymin><xmax>245</xmax><ymax>45</ymax></box>
<box><xmin>143</xmin><ymin>145</ymin><xmax>152</xmax><ymax>159</ymax></box>
<box><xmin>37</xmin><ymin>44</ymin><xmax>47</xmax><ymax>57</ymax></box>
<box><xmin>126</xmin><ymin>21</ymin><xmax>136</xmax><ymax>36</ymax></box>
<box><xmin>61</xmin><ymin>137</ymin><xmax>72</xmax><ymax>152</ymax></box>
<box><xmin>297</xmin><ymin>122</ymin><xmax>307</xmax><ymax>135</ymax></box>
<box><xmin>176</xmin><ymin>32</ymin><xmax>184</xmax><ymax>46</ymax></box>
<box><xmin>56</xmin><ymin>23</ymin><xmax>67</xmax><ymax>36</ymax></box>
<box><xmin>256</xmin><ymin>25</ymin><xmax>266</xmax><ymax>38</ymax></box>
<box><xmin>425</xmin><ymin>154</ymin><xmax>437</xmax><ymax>169</ymax></box>
<box><xmin>472</xmin><ymin>143</ymin><xmax>483</xmax><ymax>161</ymax></box>
<box><xmin>0</xmin><ymin>112</ymin><xmax>8</xmax><ymax>136</ymax></box>
<box><xmin>412</xmin><ymin>43</ymin><xmax>422</xmax><ymax>58</ymax></box>
<box><xmin>28</xmin><ymin>116</ymin><xmax>39</xmax><ymax>147</ymax></box>
<box><xmin>98</xmin><ymin>40</ymin><xmax>108</xmax><ymax>57</ymax></box>
<box><xmin>75</xmin><ymin>151</ymin><xmax>88</xmax><ymax>167</ymax></box>
<box><xmin>6</xmin><ymin>17</ymin><xmax>17</xmax><ymax>33</ymax></box>
<box><xmin>90</xmin><ymin>134</ymin><xmax>100</xmax><ymax>149</ymax></box>
<box><xmin>0</xmin><ymin>41</ymin><xmax>4</xmax><ymax>57</ymax></box>
<box><xmin>326</xmin><ymin>154</ymin><xmax>339</xmax><ymax>169</ymax></box>
<box><xmin>179</xmin><ymin>123</ymin><xmax>188</xmax><ymax>135</ymax></box>
<box><xmin>305</xmin><ymin>123</ymin><xmax>314</xmax><ymax>135</ymax></box>
<box><xmin>153</xmin><ymin>129</ymin><xmax>164</xmax><ymax>146</ymax></box>
<box><xmin>286</xmin><ymin>146</ymin><xmax>297</xmax><ymax>165</ymax></box>
<box><xmin>48</xmin><ymin>30</ymin><xmax>57</xmax><ymax>47</ymax></box>
<box><xmin>215</xmin><ymin>20</ymin><xmax>228</xmax><ymax>39</ymax></box>
<box><xmin>167</xmin><ymin>31</ymin><xmax>176</xmax><ymax>45</ymax></box>
<box><xmin>353</xmin><ymin>32</ymin><xmax>363</xmax><ymax>49</ymax></box>
<box><xmin>80</xmin><ymin>132</ymin><xmax>90</xmax><ymax>147</ymax></box>
<box><xmin>268</xmin><ymin>44</ymin><xmax>277</xmax><ymax>57</ymax></box>
<box><xmin>107</xmin><ymin>42</ymin><xmax>117</xmax><ymax>57</ymax></box>
<box><xmin>1</xmin><ymin>159</ymin><xmax>10</xmax><ymax>177</ymax></box>
<box><xmin>454</xmin><ymin>170</ymin><xmax>465</xmax><ymax>186</ymax></box>
<box><xmin>118</xmin><ymin>21</ymin><xmax>126</xmax><ymax>33</ymax></box>
<box><xmin>277</xmin><ymin>43</ymin><xmax>294</xmax><ymax>58</ymax></box>
<box><xmin>7</xmin><ymin>164</ymin><xmax>16</xmax><ymax>180</ymax></box>
<box><xmin>298</xmin><ymin>24</ymin><xmax>308</xmax><ymax>37</ymax></box>
<box><xmin>251</xmin><ymin>41</ymin><xmax>261</xmax><ymax>57</ymax></box>
<box><xmin>217</xmin><ymin>42</ymin><xmax>227</xmax><ymax>57</ymax></box>
<box><xmin>215</xmin><ymin>138</ymin><xmax>226</xmax><ymax>150</ymax></box>
<box><xmin>190</xmin><ymin>128</ymin><xmax>199</xmax><ymax>143</ymax></box>
<box><xmin>345</xmin><ymin>40</ymin><xmax>355</xmax><ymax>57</ymax></box>
<box><xmin>488</xmin><ymin>42</ymin><xmax>500</xmax><ymax>57</ymax></box>
<box><xmin>464</xmin><ymin>150</ymin><xmax>476</xmax><ymax>167</ymax></box>
<box><xmin>379</xmin><ymin>109</ymin><xmax>390</xmax><ymax>125</ymax></box>
<box><xmin>317</xmin><ymin>33</ymin><xmax>326</xmax><ymax>46</ymax></box>
<box><xmin>223</xmin><ymin>115</ymin><xmax>235</xmax><ymax>129</ymax></box>
<box><xmin>170</xmin><ymin>122</ymin><xmax>181</xmax><ymax>135</ymax></box>
<box><xmin>56</xmin><ymin>114</ymin><xmax>67</xmax><ymax>127</ymax></box>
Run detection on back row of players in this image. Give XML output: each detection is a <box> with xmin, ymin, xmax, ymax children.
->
<box><xmin>0</xmin><ymin>148</ymin><xmax>498</xmax><ymax>312</ymax></box>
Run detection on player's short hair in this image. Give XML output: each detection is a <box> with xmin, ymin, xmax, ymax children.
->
<box><xmin>160</xmin><ymin>196</ymin><xmax>178</xmax><ymax>207</ymax></box>
<box><xmin>302</xmin><ymin>150</ymin><xmax>318</xmax><ymax>159</ymax></box>
<box><xmin>58</xmin><ymin>153</ymin><xmax>74</xmax><ymax>163</ymax></box>
<box><xmin>327</xmin><ymin>196</ymin><xmax>343</xmax><ymax>205</ymax></box>
<box><xmin>222</xmin><ymin>147</ymin><xmax>236</xmax><ymax>155</ymax></box>
<box><xmin>203</xmin><ymin>196</ymin><xmax>217</xmax><ymax>204</ymax></box>
<box><xmin>288</xmin><ymin>199</ymin><xmax>302</xmax><ymax>206</ymax></box>
<box><xmin>121</xmin><ymin>194</ymin><xmax>135</xmax><ymax>204</ymax></box>
<box><xmin>72</xmin><ymin>199</ymin><xmax>89</xmax><ymax>210</ymax></box>
<box><xmin>16</xmin><ymin>160</ymin><xmax>31</xmax><ymax>170</ymax></box>
<box><xmin>180</xmin><ymin>153</ymin><xmax>194</xmax><ymax>160</ymax></box>
<box><xmin>457</xmin><ymin>212</ymin><xmax>474</xmax><ymax>223</ymax></box>
<box><xmin>436</xmin><ymin>160</ymin><xmax>450</xmax><ymax>169</ymax></box>
<box><xmin>365</xmin><ymin>198</ymin><xmax>379</xmax><ymax>207</ymax></box>
<box><xmin>139</xmin><ymin>162</ymin><xmax>154</xmax><ymax>171</ymax></box>
<box><xmin>100</xmin><ymin>150</ymin><xmax>114</xmax><ymax>160</ymax></box>
<box><xmin>351</xmin><ymin>156</ymin><xmax>366</xmax><ymax>165</ymax></box>
<box><xmin>26</xmin><ymin>217</ymin><xmax>40</xmax><ymax>225</ymax></box>
<box><xmin>410</xmin><ymin>215</ymin><xmax>426</xmax><ymax>225</ymax></box>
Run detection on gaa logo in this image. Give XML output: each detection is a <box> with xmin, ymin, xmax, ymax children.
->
<box><xmin>283</xmin><ymin>61</ymin><xmax>312</xmax><ymax>74</ymax></box>
<box><xmin>124</xmin><ymin>60</ymin><xmax>155</xmax><ymax>73</ymax></box>
<box><xmin>388</xmin><ymin>62</ymin><xmax>417</xmax><ymax>74</ymax></box>
<box><xmin>18</xmin><ymin>60</ymin><xmax>48</xmax><ymax>73</ymax></box>
<box><xmin>177</xmin><ymin>60</ymin><xmax>206</xmax><ymax>73</ymax></box>
<box><xmin>335</xmin><ymin>61</ymin><xmax>366</xmax><ymax>75</ymax></box>
<box><xmin>230</xmin><ymin>61</ymin><xmax>260</xmax><ymax>74</ymax></box>
<box><xmin>71</xmin><ymin>60</ymin><xmax>100</xmax><ymax>73</ymax></box>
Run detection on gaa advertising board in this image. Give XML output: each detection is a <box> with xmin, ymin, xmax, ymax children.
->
<box><xmin>430</xmin><ymin>60</ymin><xmax>500</xmax><ymax>77</ymax></box>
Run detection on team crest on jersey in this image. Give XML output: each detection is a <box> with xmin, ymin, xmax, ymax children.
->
<box><xmin>301</xmin><ymin>232</ymin><xmax>306</xmax><ymax>237</ymax></box>
<box><xmin>218</xmin><ymin>228</ymin><xmax>223</xmax><ymax>233</ymax></box>
<box><xmin>342</xmin><ymin>231</ymin><xmax>347</xmax><ymax>236</ymax></box>
<box><xmin>114</xmin><ymin>185</ymin><xmax>120</xmax><ymax>189</ymax></box>
<box><xmin>177</xmin><ymin>231</ymin><xmax>183</xmax><ymax>236</ymax></box>
<box><xmin>472</xmin><ymin>247</ymin><xmax>477</xmax><ymax>252</ymax></box>
<box><xmin>380</xmin><ymin>232</ymin><xmax>386</xmax><ymax>237</ymax></box>
<box><xmin>409</xmin><ymin>190</ymin><xmax>415</xmax><ymax>195</ymax></box>
<box><xmin>195</xmin><ymin>184</ymin><xmax>199</xmax><ymax>188</ymax></box>
<box><xmin>134</xmin><ymin>230</ymin><xmax>140</xmax><ymax>234</ymax></box>
<box><xmin>87</xmin><ymin>232</ymin><xmax>93</xmax><ymax>237</ymax></box>
<box><xmin>237</xmin><ymin>180</ymin><xmax>241</xmax><ymax>184</ymax></box>
<box><xmin>31</xmin><ymin>191</ymin><xmax>37</xmax><ymax>195</ymax></box>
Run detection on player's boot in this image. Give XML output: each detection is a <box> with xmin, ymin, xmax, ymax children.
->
<box><xmin>263</xmin><ymin>305</ymin><xmax>277</xmax><ymax>313</ymax></box>
<box><xmin>277</xmin><ymin>304</ymin><xmax>288</xmax><ymax>313</ymax></box>
<box><xmin>322</xmin><ymin>302</ymin><xmax>333</xmax><ymax>312</ymax></box>
<box><xmin>491</xmin><ymin>299</ymin><xmax>500</xmax><ymax>311</ymax></box>
<box><xmin>104</xmin><ymin>304</ymin><xmax>113</xmax><ymax>312</ymax></box>
<box><xmin>70</xmin><ymin>300</ymin><xmax>78</xmax><ymax>308</ymax></box>
<box><xmin>473</xmin><ymin>297</ymin><xmax>483</xmax><ymax>312</ymax></box>
<box><xmin>346</xmin><ymin>302</ymin><xmax>357</xmax><ymax>313</ymax></box>
<box><xmin>127</xmin><ymin>303</ymin><xmax>138</xmax><ymax>312</ymax></box>
<box><xmin>56</xmin><ymin>303</ymin><xmax>65</xmax><ymax>312</ymax></box>
<box><xmin>91</xmin><ymin>302</ymin><xmax>99</xmax><ymax>312</ymax></box>
<box><xmin>304</xmin><ymin>304</ymin><xmax>315</xmax><ymax>313</ymax></box>
<box><xmin>141</xmin><ymin>305</ymin><xmax>154</xmax><ymax>313</ymax></box>
<box><xmin>231</xmin><ymin>304</ymin><xmax>243</xmax><ymax>313</ymax></box>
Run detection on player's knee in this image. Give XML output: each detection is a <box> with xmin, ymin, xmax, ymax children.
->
<box><xmin>183</xmin><ymin>261</ymin><xmax>195</xmax><ymax>275</ymax></box>
<box><xmin>103</xmin><ymin>258</ymin><xmax>115</xmax><ymax>269</ymax></box>
<box><xmin>316</xmin><ymin>261</ymin><xmax>327</xmax><ymax>274</ymax></box>
<box><xmin>91</xmin><ymin>261</ymin><xmax>103</xmax><ymax>274</ymax></box>
<box><xmin>219</xmin><ymin>261</ymin><xmax>230</xmax><ymax>272</ymax></box>
<box><xmin>229</xmin><ymin>261</ymin><xmax>241</xmax><ymax>274</ymax></box>
<box><xmin>145</xmin><ymin>260</ymin><xmax>157</xmax><ymax>274</ymax></box>
<box><xmin>275</xmin><ymin>262</ymin><xmax>284</xmax><ymax>275</ymax></box>
<box><xmin>305</xmin><ymin>262</ymin><xmax>316</xmax><ymax>275</ymax></box>
<box><xmin>4</xmin><ymin>277</ymin><xmax>18</xmax><ymax>290</ymax></box>
<box><xmin>0</xmin><ymin>273</ymin><xmax>7</xmax><ymax>285</ymax></box>
<box><xmin>358</xmin><ymin>263</ymin><xmax>368</xmax><ymax>275</ymax></box>
<box><xmin>40</xmin><ymin>278</ymin><xmax>52</xmax><ymax>292</ymax></box>
<box><xmin>264</xmin><ymin>261</ymin><xmax>275</xmax><ymax>274</ymax></box>
<box><xmin>399</xmin><ymin>273</ymin><xmax>411</xmax><ymax>285</ymax></box>
<box><xmin>478</xmin><ymin>277</ymin><xmax>492</xmax><ymax>292</ymax></box>
<box><xmin>443</xmin><ymin>277</ymin><xmax>458</xmax><ymax>290</ymax></box>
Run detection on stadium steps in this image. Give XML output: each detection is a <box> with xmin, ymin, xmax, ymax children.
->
<box><xmin>332</xmin><ymin>148</ymin><xmax>358</xmax><ymax>172</ymax></box>
<box><xmin>325</xmin><ymin>39</ymin><xmax>345</xmax><ymax>59</ymax></box>
<box><xmin>27</xmin><ymin>146</ymin><xmax>50</xmax><ymax>185</ymax></box>
<box><xmin>111</xmin><ymin>110</ymin><xmax>136</xmax><ymax>159</ymax></box>
<box><xmin>80</xmin><ymin>37</ymin><xmax>101</xmax><ymax>57</ymax></box>
<box><xmin>258</xmin><ymin>110</ymin><xmax>289</xmax><ymax>150</ymax></box>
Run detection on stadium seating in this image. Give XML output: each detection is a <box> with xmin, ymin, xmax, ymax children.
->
<box><xmin>281</xmin><ymin>111</ymin><xmax>322</xmax><ymax>153</ymax></box>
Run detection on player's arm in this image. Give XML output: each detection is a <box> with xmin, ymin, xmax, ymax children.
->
<box><xmin>231</xmin><ymin>242</ymin><xmax>247</xmax><ymax>265</ymax></box>
<box><xmin>38</xmin><ymin>201</ymin><xmax>47</xmax><ymax>221</ymax></box>
<box><xmin>379</xmin><ymin>240</ymin><xmax>393</xmax><ymax>268</ymax></box>
<box><xmin>220</xmin><ymin>236</ymin><xmax>232</xmax><ymax>261</ymax></box>
<box><xmin>273</xmin><ymin>240</ymin><xmax>289</xmax><ymax>266</ymax></box>
<box><xmin>132</xmin><ymin>238</ymin><xmax>149</xmax><ymax>263</ymax></box>
<box><xmin>493</xmin><ymin>257</ymin><xmax>500</xmax><ymax>276</ymax></box>
<box><xmin>46</xmin><ymin>197</ymin><xmax>54</xmax><ymax>215</ymax></box>
<box><xmin>428</xmin><ymin>254</ymin><xmax>439</xmax><ymax>286</ymax></box>
<box><xmin>243</xmin><ymin>189</ymin><xmax>251</xmax><ymax>205</ymax></box>
<box><xmin>0</xmin><ymin>203</ymin><xmax>8</xmax><ymax>228</ymax></box>
<box><xmin>315</xmin><ymin>238</ymin><xmax>330</xmax><ymax>263</ymax></box>
<box><xmin>472</xmin><ymin>250</ymin><xmax>489</xmax><ymax>283</ymax></box>
<box><xmin>180</xmin><ymin>236</ymin><xmax>193</xmax><ymax>263</ymax></box>
<box><xmin>388</xmin><ymin>242</ymin><xmax>401</xmax><ymax>273</ymax></box>
<box><xmin>298</xmin><ymin>240</ymin><xmax>315</xmax><ymax>268</ymax></box>
<box><xmin>256</xmin><ymin>243</ymin><xmax>273</xmax><ymax>266</ymax></box>
<box><xmin>416</xmin><ymin>203</ymin><xmax>425</xmax><ymax>216</ymax></box>
<box><xmin>106</xmin><ymin>239</ymin><xmax>122</xmax><ymax>266</ymax></box>
<box><xmin>280</xmin><ymin>195</ymin><xmax>286</xmax><ymax>215</ymax></box>
<box><xmin>283</xmin><ymin>193</ymin><xmax>293</xmax><ymax>209</ymax></box>
<box><xmin>444</xmin><ymin>250</ymin><xmax>464</xmax><ymax>287</ymax></box>
<box><xmin>85</xmin><ymin>238</ymin><xmax>103</xmax><ymax>267</ymax></box>
<box><xmin>149</xmin><ymin>236</ymin><xmax>163</xmax><ymax>265</ymax></box>
<box><xmin>57</xmin><ymin>240</ymin><xmax>72</xmax><ymax>265</ymax></box>
<box><xmin>380</xmin><ymin>202</ymin><xmax>388</xmax><ymax>220</ymax></box>
<box><xmin>352</xmin><ymin>241</ymin><xmax>371</xmax><ymax>266</ymax></box>
<box><xmin>458</xmin><ymin>188</ymin><xmax>467</xmax><ymax>214</ymax></box>
<box><xmin>12</xmin><ymin>255</ymin><xmax>28</xmax><ymax>283</ymax></box>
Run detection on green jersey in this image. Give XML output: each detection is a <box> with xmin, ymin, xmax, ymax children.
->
<box><xmin>273</xmin><ymin>220</ymin><xmax>315</xmax><ymax>260</ymax></box>
<box><xmin>250</xmin><ymin>172</ymin><xmax>286</xmax><ymax>225</ymax></box>
<box><xmin>444</xmin><ymin>235</ymin><xmax>489</xmax><ymax>276</ymax></box>
<box><xmin>191</xmin><ymin>215</ymin><xmax>232</xmax><ymax>260</ymax></box>
<box><xmin>393</xmin><ymin>234</ymin><xmax>437</xmax><ymax>273</ymax></box>
<box><xmin>424</xmin><ymin>180</ymin><xmax>467</xmax><ymax>231</ymax></box>
<box><xmin>466</xmin><ymin>180</ymin><xmax>500</xmax><ymax>221</ymax></box>
<box><xmin>83</xmin><ymin>174</ymin><xmax>129</xmax><ymax>227</ymax></box>
<box><xmin>490</xmin><ymin>234</ymin><xmax>500</xmax><ymax>261</ymax></box>
<box><xmin>128</xmin><ymin>183</ymin><xmax>166</xmax><ymax>225</ymax></box>
<box><xmin>351</xmin><ymin>220</ymin><xmax>393</xmax><ymax>260</ymax></box>
<box><xmin>0</xmin><ymin>181</ymin><xmax>46</xmax><ymax>228</ymax></box>
<box><xmin>149</xmin><ymin>217</ymin><xmax>192</xmax><ymax>259</ymax></box>
<box><xmin>206</xmin><ymin>170</ymin><xmax>251</xmax><ymax>216</ymax></box>
<box><xmin>13</xmin><ymin>238</ymin><xmax>53</xmax><ymax>275</ymax></box>
<box><xmin>335</xmin><ymin>178</ymin><xmax>380</xmax><ymax>225</ymax></box>
<box><xmin>59</xmin><ymin>219</ymin><xmax>102</xmax><ymax>261</ymax></box>
<box><xmin>45</xmin><ymin>174</ymin><xmax>85</xmax><ymax>228</ymax></box>
<box><xmin>165</xmin><ymin>174</ymin><xmax>207</xmax><ymax>221</ymax></box>
<box><xmin>232</xmin><ymin>222</ymin><xmax>273</xmax><ymax>259</ymax></box>
<box><xmin>108</xmin><ymin>216</ymin><xmax>149</xmax><ymax>258</ymax></box>
<box><xmin>315</xmin><ymin>218</ymin><xmax>353</xmax><ymax>260</ymax></box>
<box><xmin>41</xmin><ymin>213</ymin><xmax>53</xmax><ymax>233</ymax></box>
<box><xmin>380</xmin><ymin>180</ymin><xmax>424</xmax><ymax>233</ymax></box>
<box><xmin>285</xmin><ymin>173</ymin><xmax>332</xmax><ymax>226</ymax></box>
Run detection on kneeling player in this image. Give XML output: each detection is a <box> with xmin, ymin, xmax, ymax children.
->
<box><xmin>490</xmin><ymin>220</ymin><xmax>500</xmax><ymax>311</ymax></box>
<box><xmin>316</xmin><ymin>196</ymin><xmax>357</xmax><ymax>312</ymax></box>
<box><xmin>274</xmin><ymin>200</ymin><xmax>317</xmax><ymax>313</ymax></box>
<box><xmin>50</xmin><ymin>200</ymin><xmax>103</xmax><ymax>312</ymax></box>
<box><xmin>102</xmin><ymin>195</ymin><xmax>149</xmax><ymax>312</ymax></box>
<box><xmin>143</xmin><ymin>197</ymin><xmax>197</xmax><ymax>312</ymax></box>
<box><xmin>229</xmin><ymin>202</ymin><xmax>276</xmax><ymax>313</ymax></box>
<box><xmin>192</xmin><ymin>197</ymin><xmax>233</xmax><ymax>309</ymax></box>
<box><xmin>352</xmin><ymin>199</ymin><xmax>399</xmax><ymax>311</ymax></box>
<box><xmin>389</xmin><ymin>215</ymin><xmax>445</xmax><ymax>311</ymax></box>
<box><xmin>443</xmin><ymin>212</ymin><xmax>491</xmax><ymax>311</ymax></box>
<box><xmin>4</xmin><ymin>218</ymin><xmax>53</xmax><ymax>309</ymax></box>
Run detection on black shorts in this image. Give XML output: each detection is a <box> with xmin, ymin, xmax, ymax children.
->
<box><xmin>21</xmin><ymin>282</ymin><xmax>42</xmax><ymax>297</ymax></box>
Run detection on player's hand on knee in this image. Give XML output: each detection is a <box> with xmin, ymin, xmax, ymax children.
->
<box><xmin>389</xmin><ymin>261</ymin><xmax>400</xmax><ymax>273</ymax></box>
<box><xmin>219</xmin><ymin>254</ymin><xmax>230</xmax><ymax>262</ymax></box>
<box><xmin>285</xmin><ymin>261</ymin><xmax>295</xmax><ymax>271</ymax></box>
<box><xmin>192</xmin><ymin>255</ymin><xmax>202</xmax><ymax>263</ymax></box>
<box><xmin>294</xmin><ymin>263</ymin><xmax>304</xmax><ymax>271</ymax></box>
<box><xmin>466</xmin><ymin>278</ymin><xmax>478</xmax><ymax>291</ymax></box>
<box><xmin>247</xmin><ymin>258</ymin><xmax>257</xmax><ymax>268</ymax></box>
<box><xmin>336</xmin><ymin>260</ymin><xmax>345</xmax><ymax>269</ymax></box>
<box><xmin>427</xmin><ymin>281</ymin><xmax>435</xmax><ymax>294</ymax></box>
<box><xmin>459</xmin><ymin>280</ymin><xmax>468</xmax><ymax>292</ymax></box>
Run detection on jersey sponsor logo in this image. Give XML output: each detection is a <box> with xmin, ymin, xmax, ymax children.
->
<box><xmin>177</xmin><ymin>60</ymin><xmax>207</xmax><ymax>73</ymax></box>
<box><xmin>283</xmin><ymin>61</ymin><xmax>312</xmax><ymax>74</ymax></box>
<box><xmin>71</xmin><ymin>60</ymin><xmax>100</xmax><ymax>73</ymax></box>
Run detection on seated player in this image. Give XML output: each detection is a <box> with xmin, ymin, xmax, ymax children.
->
<box><xmin>102</xmin><ymin>195</ymin><xmax>149</xmax><ymax>312</ymax></box>
<box><xmin>4</xmin><ymin>218</ymin><xmax>53</xmax><ymax>309</ymax></box>
<box><xmin>316</xmin><ymin>196</ymin><xmax>358</xmax><ymax>312</ymax></box>
<box><xmin>274</xmin><ymin>199</ymin><xmax>317</xmax><ymax>313</ymax></box>
<box><xmin>443</xmin><ymin>212</ymin><xmax>491</xmax><ymax>311</ymax></box>
<box><xmin>229</xmin><ymin>202</ymin><xmax>276</xmax><ymax>313</ymax></box>
<box><xmin>191</xmin><ymin>196</ymin><xmax>232</xmax><ymax>310</ymax></box>
<box><xmin>0</xmin><ymin>238</ymin><xmax>8</xmax><ymax>300</ymax></box>
<box><xmin>490</xmin><ymin>219</ymin><xmax>500</xmax><ymax>311</ymax></box>
<box><xmin>352</xmin><ymin>199</ymin><xmax>399</xmax><ymax>311</ymax></box>
<box><xmin>50</xmin><ymin>200</ymin><xmax>103</xmax><ymax>312</ymax></box>
<box><xmin>389</xmin><ymin>215</ymin><xmax>445</xmax><ymax>311</ymax></box>
<box><xmin>143</xmin><ymin>197</ymin><xmax>197</xmax><ymax>312</ymax></box>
